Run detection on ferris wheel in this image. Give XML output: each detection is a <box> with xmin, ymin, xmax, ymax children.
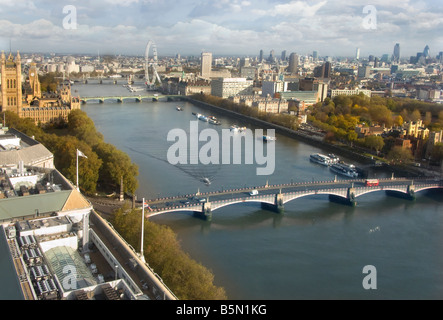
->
<box><xmin>144</xmin><ymin>40</ymin><xmax>162</xmax><ymax>87</ymax></box>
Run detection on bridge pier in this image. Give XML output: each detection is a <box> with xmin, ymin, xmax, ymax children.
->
<box><xmin>261</xmin><ymin>193</ymin><xmax>284</xmax><ymax>214</ymax></box>
<box><xmin>99</xmin><ymin>99</ymin><xmax>104</xmax><ymax>104</ymax></box>
<box><xmin>193</xmin><ymin>202</ymin><xmax>212</xmax><ymax>221</ymax></box>
<box><xmin>385</xmin><ymin>184</ymin><xmax>416</xmax><ymax>201</ymax></box>
<box><xmin>329</xmin><ymin>187</ymin><xmax>357</xmax><ymax>207</ymax></box>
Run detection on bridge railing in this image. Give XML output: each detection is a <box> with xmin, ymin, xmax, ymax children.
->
<box><xmin>146</xmin><ymin>178</ymin><xmax>443</xmax><ymax>212</ymax></box>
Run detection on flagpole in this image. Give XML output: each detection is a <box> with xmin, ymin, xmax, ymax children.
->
<box><xmin>140</xmin><ymin>198</ymin><xmax>146</xmax><ymax>263</ymax></box>
<box><xmin>76</xmin><ymin>149</ymin><xmax>79</xmax><ymax>191</ymax></box>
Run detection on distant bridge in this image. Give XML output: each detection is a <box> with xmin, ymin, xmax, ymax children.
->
<box><xmin>79</xmin><ymin>95</ymin><xmax>185</xmax><ymax>104</ymax></box>
<box><xmin>143</xmin><ymin>177</ymin><xmax>443</xmax><ymax>221</ymax></box>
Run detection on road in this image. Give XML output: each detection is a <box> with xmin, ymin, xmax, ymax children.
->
<box><xmin>145</xmin><ymin>177</ymin><xmax>441</xmax><ymax>212</ymax></box>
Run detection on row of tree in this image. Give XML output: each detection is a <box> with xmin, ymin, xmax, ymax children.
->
<box><xmin>111</xmin><ymin>205</ymin><xmax>227</xmax><ymax>300</ymax></box>
<box><xmin>310</xmin><ymin>94</ymin><xmax>443</xmax><ymax>164</ymax></box>
<box><xmin>3</xmin><ymin>110</ymin><xmax>139</xmax><ymax>195</ymax></box>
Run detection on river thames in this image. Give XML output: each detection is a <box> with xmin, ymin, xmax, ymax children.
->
<box><xmin>73</xmin><ymin>82</ymin><xmax>443</xmax><ymax>299</ymax></box>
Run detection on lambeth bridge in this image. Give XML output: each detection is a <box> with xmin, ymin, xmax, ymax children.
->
<box><xmin>143</xmin><ymin>177</ymin><xmax>443</xmax><ymax>221</ymax></box>
<box><xmin>79</xmin><ymin>94</ymin><xmax>185</xmax><ymax>104</ymax></box>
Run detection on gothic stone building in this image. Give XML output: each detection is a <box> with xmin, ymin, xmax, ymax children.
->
<box><xmin>0</xmin><ymin>51</ymin><xmax>80</xmax><ymax>124</ymax></box>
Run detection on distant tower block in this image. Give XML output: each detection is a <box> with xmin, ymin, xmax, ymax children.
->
<box><xmin>201</xmin><ymin>52</ymin><xmax>212</xmax><ymax>79</ymax></box>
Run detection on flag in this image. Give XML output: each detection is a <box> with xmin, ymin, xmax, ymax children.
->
<box><xmin>143</xmin><ymin>201</ymin><xmax>152</xmax><ymax>212</ymax></box>
<box><xmin>77</xmin><ymin>149</ymin><xmax>88</xmax><ymax>159</ymax></box>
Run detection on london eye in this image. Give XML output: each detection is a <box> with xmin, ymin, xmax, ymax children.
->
<box><xmin>144</xmin><ymin>40</ymin><xmax>161</xmax><ymax>88</ymax></box>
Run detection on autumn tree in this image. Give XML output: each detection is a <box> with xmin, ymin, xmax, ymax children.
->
<box><xmin>386</xmin><ymin>146</ymin><xmax>413</xmax><ymax>164</ymax></box>
<box><xmin>94</xmin><ymin>142</ymin><xmax>139</xmax><ymax>194</ymax></box>
<box><xmin>364</xmin><ymin>135</ymin><xmax>385</xmax><ymax>153</ymax></box>
<box><xmin>52</xmin><ymin>136</ymin><xmax>102</xmax><ymax>193</ymax></box>
<box><xmin>111</xmin><ymin>206</ymin><xmax>227</xmax><ymax>300</ymax></box>
<box><xmin>67</xmin><ymin>109</ymin><xmax>104</xmax><ymax>147</ymax></box>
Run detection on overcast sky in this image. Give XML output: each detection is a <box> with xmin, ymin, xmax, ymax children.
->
<box><xmin>0</xmin><ymin>0</ymin><xmax>441</xmax><ymax>58</ymax></box>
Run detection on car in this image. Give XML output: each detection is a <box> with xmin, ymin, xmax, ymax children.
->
<box><xmin>249</xmin><ymin>190</ymin><xmax>259</xmax><ymax>196</ymax></box>
<box><xmin>198</xmin><ymin>198</ymin><xmax>207</xmax><ymax>203</ymax></box>
<box><xmin>180</xmin><ymin>200</ymin><xmax>190</xmax><ymax>205</ymax></box>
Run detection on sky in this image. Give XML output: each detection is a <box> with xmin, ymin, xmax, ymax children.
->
<box><xmin>0</xmin><ymin>0</ymin><xmax>442</xmax><ymax>58</ymax></box>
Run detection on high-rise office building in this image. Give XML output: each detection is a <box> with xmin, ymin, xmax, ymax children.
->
<box><xmin>313</xmin><ymin>62</ymin><xmax>331</xmax><ymax>79</ymax></box>
<box><xmin>313</xmin><ymin>51</ymin><xmax>318</xmax><ymax>61</ymax></box>
<box><xmin>269</xmin><ymin>49</ymin><xmax>275</xmax><ymax>62</ymax></box>
<box><xmin>201</xmin><ymin>52</ymin><xmax>212</xmax><ymax>79</ymax></box>
<box><xmin>423</xmin><ymin>45</ymin><xmax>430</xmax><ymax>58</ymax></box>
<box><xmin>288</xmin><ymin>52</ymin><xmax>299</xmax><ymax>74</ymax></box>
<box><xmin>240</xmin><ymin>57</ymin><xmax>250</xmax><ymax>68</ymax></box>
<box><xmin>355</xmin><ymin>48</ymin><xmax>360</xmax><ymax>60</ymax></box>
<box><xmin>393</xmin><ymin>43</ymin><xmax>400</xmax><ymax>63</ymax></box>
<box><xmin>281</xmin><ymin>50</ymin><xmax>287</xmax><ymax>61</ymax></box>
<box><xmin>259</xmin><ymin>49</ymin><xmax>264</xmax><ymax>62</ymax></box>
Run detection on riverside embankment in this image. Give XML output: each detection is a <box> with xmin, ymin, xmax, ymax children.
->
<box><xmin>186</xmin><ymin>97</ymin><xmax>432</xmax><ymax>178</ymax></box>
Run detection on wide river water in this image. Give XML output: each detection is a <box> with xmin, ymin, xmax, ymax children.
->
<box><xmin>3</xmin><ymin>81</ymin><xmax>441</xmax><ymax>300</ymax></box>
<box><xmin>75</xmin><ymin>82</ymin><xmax>443</xmax><ymax>300</ymax></box>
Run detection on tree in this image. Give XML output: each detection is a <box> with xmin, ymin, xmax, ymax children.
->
<box><xmin>386</xmin><ymin>146</ymin><xmax>413</xmax><ymax>164</ymax></box>
<box><xmin>111</xmin><ymin>206</ymin><xmax>227</xmax><ymax>300</ymax></box>
<box><xmin>400</xmin><ymin>109</ymin><xmax>410</xmax><ymax>122</ymax></box>
<box><xmin>430</xmin><ymin>143</ymin><xmax>443</xmax><ymax>163</ymax></box>
<box><xmin>424</xmin><ymin>111</ymin><xmax>432</xmax><ymax>126</ymax></box>
<box><xmin>410</xmin><ymin>109</ymin><xmax>422</xmax><ymax>122</ymax></box>
<box><xmin>394</xmin><ymin>115</ymin><xmax>404</xmax><ymax>127</ymax></box>
<box><xmin>67</xmin><ymin>109</ymin><xmax>103</xmax><ymax>147</ymax></box>
<box><xmin>369</xmin><ymin>105</ymin><xmax>393</xmax><ymax>127</ymax></box>
<box><xmin>53</xmin><ymin>136</ymin><xmax>102</xmax><ymax>193</ymax></box>
<box><xmin>94</xmin><ymin>142</ymin><xmax>139</xmax><ymax>194</ymax></box>
<box><xmin>364</xmin><ymin>135</ymin><xmax>385</xmax><ymax>153</ymax></box>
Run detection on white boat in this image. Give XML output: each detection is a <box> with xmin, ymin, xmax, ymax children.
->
<box><xmin>263</xmin><ymin>135</ymin><xmax>276</xmax><ymax>142</ymax></box>
<box><xmin>328</xmin><ymin>154</ymin><xmax>340</xmax><ymax>164</ymax></box>
<box><xmin>230</xmin><ymin>125</ymin><xmax>239</xmax><ymax>132</ymax></box>
<box><xmin>197</xmin><ymin>114</ymin><xmax>208</xmax><ymax>122</ymax></box>
<box><xmin>208</xmin><ymin>116</ymin><xmax>221</xmax><ymax>125</ymax></box>
<box><xmin>310</xmin><ymin>153</ymin><xmax>332</xmax><ymax>166</ymax></box>
<box><xmin>176</xmin><ymin>106</ymin><xmax>183</xmax><ymax>111</ymax></box>
<box><xmin>329</xmin><ymin>162</ymin><xmax>358</xmax><ymax>178</ymax></box>
<box><xmin>202</xmin><ymin>177</ymin><xmax>211</xmax><ymax>185</ymax></box>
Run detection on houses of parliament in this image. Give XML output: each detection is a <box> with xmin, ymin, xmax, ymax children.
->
<box><xmin>0</xmin><ymin>50</ymin><xmax>80</xmax><ymax>124</ymax></box>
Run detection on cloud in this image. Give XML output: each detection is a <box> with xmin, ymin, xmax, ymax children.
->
<box><xmin>0</xmin><ymin>0</ymin><xmax>440</xmax><ymax>57</ymax></box>
<box><xmin>271</xmin><ymin>0</ymin><xmax>328</xmax><ymax>17</ymax></box>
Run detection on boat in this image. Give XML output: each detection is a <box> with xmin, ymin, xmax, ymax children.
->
<box><xmin>329</xmin><ymin>162</ymin><xmax>359</xmax><ymax>178</ymax></box>
<box><xmin>176</xmin><ymin>106</ymin><xmax>183</xmax><ymax>111</ymax></box>
<box><xmin>202</xmin><ymin>177</ymin><xmax>211</xmax><ymax>185</ymax></box>
<box><xmin>230</xmin><ymin>125</ymin><xmax>239</xmax><ymax>132</ymax></box>
<box><xmin>263</xmin><ymin>135</ymin><xmax>276</xmax><ymax>142</ymax></box>
<box><xmin>208</xmin><ymin>116</ymin><xmax>221</xmax><ymax>125</ymax></box>
<box><xmin>328</xmin><ymin>154</ymin><xmax>340</xmax><ymax>164</ymax></box>
<box><xmin>309</xmin><ymin>153</ymin><xmax>332</xmax><ymax>166</ymax></box>
<box><xmin>197</xmin><ymin>114</ymin><xmax>208</xmax><ymax>122</ymax></box>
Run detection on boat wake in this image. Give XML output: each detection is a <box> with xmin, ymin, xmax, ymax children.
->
<box><xmin>126</xmin><ymin>146</ymin><xmax>221</xmax><ymax>186</ymax></box>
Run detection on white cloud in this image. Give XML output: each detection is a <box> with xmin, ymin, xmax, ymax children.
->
<box><xmin>272</xmin><ymin>0</ymin><xmax>328</xmax><ymax>17</ymax></box>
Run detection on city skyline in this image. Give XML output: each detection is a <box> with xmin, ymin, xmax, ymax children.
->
<box><xmin>0</xmin><ymin>0</ymin><xmax>442</xmax><ymax>58</ymax></box>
